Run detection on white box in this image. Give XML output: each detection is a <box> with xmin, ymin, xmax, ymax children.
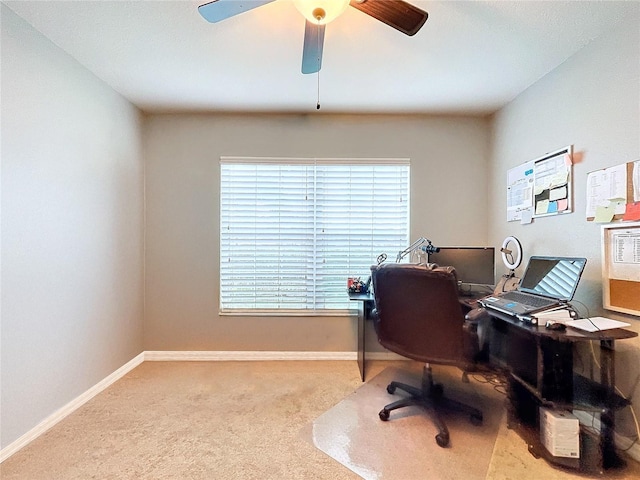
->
<box><xmin>540</xmin><ymin>407</ymin><xmax>580</xmax><ymax>458</ymax></box>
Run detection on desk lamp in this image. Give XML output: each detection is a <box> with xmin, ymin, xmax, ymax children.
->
<box><xmin>396</xmin><ymin>237</ymin><xmax>440</xmax><ymax>263</ymax></box>
<box><xmin>495</xmin><ymin>236</ymin><xmax>522</xmax><ymax>293</ymax></box>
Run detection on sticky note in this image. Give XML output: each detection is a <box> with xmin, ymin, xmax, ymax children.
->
<box><xmin>548</xmin><ymin>201</ymin><xmax>558</xmax><ymax>213</ymax></box>
<box><xmin>564</xmin><ymin>153</ymin><xmax>573</xmax><ymax>166</ymax></box>
<box><xmin>623</xmin><ymin>202</ymin><xmax>640</xmax><ymax>221</ymax></box>
<box><xmin>557</xmin><ymin>198</ymin><xmax>568</xmax><ymax>212</ymax></box>
<box><xmin>536</xmin><ymin>200</ymin><xmax>550</xmax><ymax>215</ymax></box>
<box><xmin>520</xmin><ymin>209</ymin><xmax>533</xmax><ymax>224</ymax></box>
<box><xmin>595</xmin><ymin>205</ymin><xmax>615</xmax><ymax>223</ymax></box>
<box><xmin>549</xmin><ymin>185</ymin><xmax>567</xmax><ymax>201</ymax></box>
<box><xmin>549</xmin><ymin>172</ymin><xmax>569</xmax><ymax>188</ymax></box>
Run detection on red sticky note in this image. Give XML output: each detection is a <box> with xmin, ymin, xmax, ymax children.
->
<box><xmin>564</xmin><ymin>153</ymin><xmax>573</xmax><ymax>167</ymax></box>
<box><xmin>557</xmin><ymin>198</ymin><xmax>569</xmax><ymax>212</ymax></box>
<box><xmin>623</xmin><ymin>202</ymin><xmax>640</xmax><ymax>221</ymax></box>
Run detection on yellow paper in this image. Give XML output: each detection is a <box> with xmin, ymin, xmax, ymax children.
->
<box><xmin>594</xmin><ymin>205</ymin><xmax>615</xmax><ymax>223</ymax></box>
<box><xmin>549</xmin><ymin>185</ymin><xmax>567</xmax><ymax>201</ymax></box>
<box><xmin>549</xmin><ymin>172</ymin><xmax>568</xmax><ymax>188</ymax></box>
<box><xmin>536</xmin><ymin>200</ymin><xmax>550</xmax><ymax>215</ymax></box>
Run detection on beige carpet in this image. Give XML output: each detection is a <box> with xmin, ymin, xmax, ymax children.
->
<box><xmin>0</xmin><ymin>361</ymin><xmax>364</xmax><ymax>480</ymax></box>
<box><xmin>302</xmin><ymin>364</ymin><xmax>506</xmax><ymax>480</ymax></box>
<box><xmin>2</xmin><ymin>360</ymin><xmax>639</xmax><ymax>480</ymax></box>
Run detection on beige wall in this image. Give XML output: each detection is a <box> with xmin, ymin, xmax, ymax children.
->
<box><xmin>3</xmin><ymin>0</ymin><xmax>638</xmax><ymax>459</ymax></box>
<box><xmin>1</xmin><ymin>6</ymin><xmax>144</xmax><ymax>448</ymax></box>
<box><xmin>489</xmin><ymin>9</ymin><xmax>640</xmax><ymax>447</ymax></box>
<box><xmin>143</xmin><ymin>114</ymin><xmax>491</xmax><ymax>351</ymax></box>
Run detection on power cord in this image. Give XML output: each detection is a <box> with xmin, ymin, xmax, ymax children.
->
<box><xmin>570</xmin><ymin>299</ymin><xmax>640</xmax><ymax>451</ymax></box>
<box><xmin>587</xmin><ymin>340</ymin><xmax>640</xmax><ymax>451</ymax></box>
<box><xmin>561</xmin><ymin>300</ymin><xmax>640</xmax><ymax>451</ymax></box>
<box><xmin>471</xmin><ymin>370</ymin><xmax>508</xmax><ymax>396</ymax></box>
<box><xmin>568</xmin><ymin>300</ymin><xmax>602</xmax><ymax>331</ymax></box>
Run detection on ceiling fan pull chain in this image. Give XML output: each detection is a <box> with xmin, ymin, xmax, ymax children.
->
<box><xmin>316</xmin><ymin>20</ymin><xmax>321</xmax><ymax>110</ymax></box>
<box><xmin>317</xmin><ymin>70</ymin><xmax>321</xmax><ymax>110</ymax></box>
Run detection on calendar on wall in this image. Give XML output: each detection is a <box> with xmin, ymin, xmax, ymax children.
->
<box><xmin>601</xmin><ymin>221</ymin><xmax>640</xmax><ymax>316</ymax></box>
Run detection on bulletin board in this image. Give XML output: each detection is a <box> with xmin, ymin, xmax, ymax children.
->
<box><xmin>586</xmin><ymin>160</ymin><xmax>640</xmax><ymax>222</ymax></box>
<box><xmin>532</xmin><ymin>145</ymin><xmax>573</xmax><ymax>218</ymax></box>
<box><xmin>601</xmin><ymin>221</ymin><xmax>640</xmax><ymax>316</ymax></box>
<box><xmin>506</xmin><ymin>145</ymin><xmax>573</xmax><ymax>222</ymax></box>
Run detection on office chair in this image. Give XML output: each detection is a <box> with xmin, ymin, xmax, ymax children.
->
<box><xmin>370</xmin><ymin>262</ymin><xmax>484</xmax><ymax>447</ymax></box>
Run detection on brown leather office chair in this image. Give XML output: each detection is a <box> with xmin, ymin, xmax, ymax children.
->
<box><xmin>370</xmin><ymin>262</ymin><xmax>483</xmax><ymax>447</ymax></box>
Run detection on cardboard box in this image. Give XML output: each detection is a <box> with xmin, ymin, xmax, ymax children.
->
<box><xmin>540</xmin><ymin>407</ymin><xmax>580</xmax><ymax>458</ymax></box>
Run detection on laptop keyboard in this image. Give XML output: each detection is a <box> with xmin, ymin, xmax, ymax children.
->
<box><xmin>501</xmin><ymin>291</ymin><xmax>556</xmax><ymax>308</ymax></box>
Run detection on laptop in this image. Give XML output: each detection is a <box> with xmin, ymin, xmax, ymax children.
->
<box><xmin>480</xmin><ymin>256</ymin><xmax>587</xmax><ymax>316</ymax></box>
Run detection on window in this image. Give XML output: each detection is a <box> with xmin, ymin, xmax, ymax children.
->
<box><xmin>220</xmin><ymin>157</ymin><xmax>410</xmax><ymax>313</ymax></box>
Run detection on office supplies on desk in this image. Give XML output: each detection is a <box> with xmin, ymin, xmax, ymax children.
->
<box><xmin>534</xmin><ymin>307</ymin><xmax>575</xmax><ymax>323</ymax></box>
<box><xmin>480</xmin><ymin>256</ymin><xmax>586</xmax><ymax>316</ymax></box>
<box><xmin>566</xmin><ymin>317</ymin><xmax>631</xmax><ymax>332</ymax></box>
<box><xmin>545</xmin><ymin>321</ymin><xmax>566</xmax><ymax>331</ymax></box>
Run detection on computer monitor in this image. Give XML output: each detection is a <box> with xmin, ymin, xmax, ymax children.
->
<box><xmin>428</xmin><ymin>247</ymin><xmax>495</xmax><ymax>287</ymax></box>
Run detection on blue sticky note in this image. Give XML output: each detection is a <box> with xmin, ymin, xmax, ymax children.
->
<box><xmin>548</xmin><ymin>201</ymin><xmax>558</xmax><ymax>213</ymax></box>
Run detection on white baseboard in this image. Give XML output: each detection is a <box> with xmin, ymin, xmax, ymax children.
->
<box><xmin>0</xmin><ymin>350</ymin><xmax>359</xmax><ymax>462</ymax></box>
<box><xmin>0</xmin><ymin>352</ymin><xmax>145</xmax><ymax>463</ymax></box>
<box><xmin>143</xmin><ymin>350</ymin><xmax>357</xmax><ymax>361</ymax></box>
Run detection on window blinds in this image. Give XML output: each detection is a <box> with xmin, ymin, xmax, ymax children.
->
<box><xmin>220</xmin><ymin>157</ymin><xmax>410</xmax><ymax>313</ymax></box>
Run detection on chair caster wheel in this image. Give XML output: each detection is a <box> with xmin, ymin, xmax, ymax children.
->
<box><xmin>435</xmin><ymin>433</ymin><xmax>449</xmax><ymax>447</ymax></box>
<box><xmin>470</xmin><ymin>412</ymin><xmax>483</xmax><ymax>426</ymax></box>
<box><xmin>386</xmin><ymin>384</ymin><xmax>396</xmax><ymax>394</ymax></box>
<box><xmin>379</xmin><ymin>409</ymin><xmax>390</xmax><ymax>421</ymax></box>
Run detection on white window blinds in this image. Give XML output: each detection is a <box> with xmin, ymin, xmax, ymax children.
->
<box><xmin>220</xmin><ymin>157</ymin><xmax>410</xmax><ymax>313</ymax></box>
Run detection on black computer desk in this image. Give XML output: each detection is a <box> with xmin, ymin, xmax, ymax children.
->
<box><xmin>356</xmin><ymin>290</ymin><xmax>638</xmax><ymax>473</ymax></box>
<box><xmin>348</xmin><ymin>291</ymin><xmax>375</xmax><ymax>381</ymax></box>
<box><xmin>469</xmin><ymin>302</ymin><xmax>637</xmax><ymax>474</ymax></box>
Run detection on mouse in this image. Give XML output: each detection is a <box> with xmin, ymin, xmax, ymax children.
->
<box><xmin>545</xmin><ymin>321</ymin><xmax>566</xmax><ymax>331</ymax></box>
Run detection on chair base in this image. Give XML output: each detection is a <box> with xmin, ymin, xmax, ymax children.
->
<box><xmin>378</xmin><ymin>365</ymin><xmax>483</xmax><ymax>447</ymax></box>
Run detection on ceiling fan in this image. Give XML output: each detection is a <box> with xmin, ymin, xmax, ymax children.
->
<box><xmin>198</xmin><ymin>0</ymin><xmax>429</xmax><ymax>74</ymax></box>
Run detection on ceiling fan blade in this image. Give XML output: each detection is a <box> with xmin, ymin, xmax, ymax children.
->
<box><xmin>198</xmin><ymin>0</ymin><xmax>276</xmax><ymax>23</ymax></box>
<box><xmin>301</xmin><ymin>21</ymin><xmax>326</xmax><ymax>74</ymax></box>
<box><xmin>349</xmin><ymin>0</ymin><xmax>428</xmax><ymax>36</ymax></box>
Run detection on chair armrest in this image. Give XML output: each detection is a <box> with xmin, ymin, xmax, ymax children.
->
<box><xmin>465</xmin><ymin>307</ymin><xmax>489</xmax><ymax>324</ymax></box>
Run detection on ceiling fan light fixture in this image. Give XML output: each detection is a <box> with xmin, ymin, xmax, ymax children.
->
<box><xmin>294</xmin><ymin>0</ymin><xmax>350</xmax><ymax>24</ymax></box>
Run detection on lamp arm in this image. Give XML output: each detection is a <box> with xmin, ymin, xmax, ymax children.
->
<box><xmin>396</xmin><ymin>237</ymin><xmax>439</xmax><ymax>262</ymax></box>
<box><xmin>396</xmin><ymin>237</ymin><xmax>426</xmax><ymax>262</ymax></box>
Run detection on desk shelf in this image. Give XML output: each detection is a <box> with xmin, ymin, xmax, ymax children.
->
<box><xmin>507</xmin><ymin>376</ymin><xmax>627</xmax><ymax>473</ymax></box>
<box><xmin>485</xmin><ymin>310</ymin><xmax>637</xmax><ymax>474</ymax></box>
<box><xmin>509</xmin><ymin>372</ymin><xmax>631</xmax><ymax>412</ymax></box>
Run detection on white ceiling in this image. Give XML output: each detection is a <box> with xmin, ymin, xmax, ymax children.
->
<box><xmin>3</xmin><ymin>1</ymin><xmax>635</xmax><ymax>115</ymax></box>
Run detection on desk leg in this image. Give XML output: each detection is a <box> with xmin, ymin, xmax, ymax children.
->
<box><xmin>357</xmin><ymin>301</ymin><xmax>366</xmax><ymax>381</ymax></box>
<box><xmin>599</xmin><ymin>339</ymin><xmax>619</xmax><ymax>468</ymax></box>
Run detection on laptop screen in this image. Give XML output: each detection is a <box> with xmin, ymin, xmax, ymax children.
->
<box><xmin>519</xmin><ymin>256</ymin><xmax>587</xmax><ymax>301</ymax></box>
